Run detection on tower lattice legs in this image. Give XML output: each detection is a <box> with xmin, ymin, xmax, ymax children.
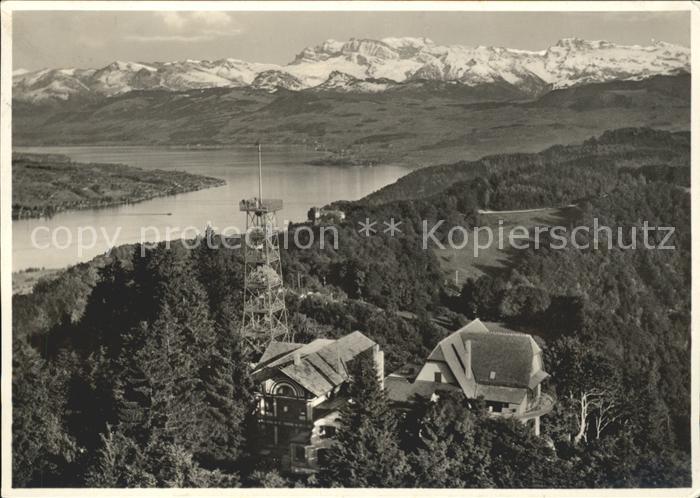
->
<box><xmin>240</xmin><ymin>199</ymin><xmax>291</xmax><ymax>356</ymax></box>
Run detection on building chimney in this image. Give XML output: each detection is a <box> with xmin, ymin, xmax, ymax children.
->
<box><xmin>465</xmin><ymin>340</ymin><xmax>472</xmax><ymax>379</ymax></box>
<box><xmin>374</xmin><ymin>345</ymin><xmax>385</xmax><ymax>390</ymax></box>
<box><xmin>293</xmin><ymin>351</ymin><xmax>301</xmax><ymax>366</ymax></box>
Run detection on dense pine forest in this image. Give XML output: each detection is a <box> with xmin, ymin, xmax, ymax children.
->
<box><xmin>12</xmin><ymin>128</ymin><xmax>690</xmax><ymax>487</ymax></box>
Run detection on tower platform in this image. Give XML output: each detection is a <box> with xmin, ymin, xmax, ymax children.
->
<box><xmin>240</xmin><ymin>198</ymin><xmax>284</xmax><ymax>213</ymax></box>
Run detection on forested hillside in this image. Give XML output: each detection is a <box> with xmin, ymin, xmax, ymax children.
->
<box><xmin>363</xmin><ymin>127</ymin><xmax>689</xmax><ymax>205</ymax></box>
<box><xmin>13</xmin><ymin>74</ymin><xmax>689</xmax><ymax>167</ymax></box>
<box><xmin>13</xmin><ymin>127</ymin><xmax>690</xmax><ymax>487</ymax></box>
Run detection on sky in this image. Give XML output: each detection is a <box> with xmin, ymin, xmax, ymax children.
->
<box><xmin>13</xmin><ymin>10</ymin><xmax>690</xmax><ymax>71</ymax></box>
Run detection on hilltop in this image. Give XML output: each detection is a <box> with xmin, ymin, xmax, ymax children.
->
<box><xmin>362</xmin><ymin>125</ymin><xmax>690</xmax><ymax>205</ymax></box>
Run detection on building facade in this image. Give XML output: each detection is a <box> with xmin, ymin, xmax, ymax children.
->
<box><xmin>385</xmin><ymin>319</ymin><xmax>554</xmax><ymax>435</ymax></box>
<box><xmin>252</xmin><ymin>331</ymin><xmax>383</xmax><ymax>473</ymax></box>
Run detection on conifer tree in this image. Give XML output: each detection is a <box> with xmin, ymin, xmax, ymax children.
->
<box><xmin>116</xmin><ymin>303</ymin><xmax>209</xmax><ymax>452</ymax></box>
<box><xmin>198</xmin><ymin>323</ymin><xmax>256</xmax><ymax>466</ymax></box>
<box><xmin>85</xmin><ymin>425</ymin><xmax>156</xmax><ymax>487</ymax></box>
<box><xmin>12</xmin><ymin>338</ymin><xmax>77</xmax><ymax>486</ymax></box>
<box><xmin>408</xmin><ymin>391</ymin><xmax>492</xmax><ymax>487</ymax></box>
<box><xmin>317</xmin><ymin>350</ymin><xmax>408</xmax><ymax>487</ymax></box>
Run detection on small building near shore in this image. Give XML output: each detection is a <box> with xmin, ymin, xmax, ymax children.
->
<box><xmin>308</xmin><ymin>207</ymin><xmax>346</xmax><ymax>225</ymax></box>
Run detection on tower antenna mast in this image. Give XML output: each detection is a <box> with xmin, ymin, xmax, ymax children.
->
<box><xmin>257</xmin><ymin>142</ymin><xmax>263</xmax><ymax>207</ymax></box>
<box><xmin>240</xmin><ymin>142</ymin><xmax>291</xmax><ymax>358</ymax></box>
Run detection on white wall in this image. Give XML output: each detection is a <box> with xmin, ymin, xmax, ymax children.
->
<box><xmin>415</xmin><ymin>360</ymin><xmax>457</xmax><ymax>384</ymax></box>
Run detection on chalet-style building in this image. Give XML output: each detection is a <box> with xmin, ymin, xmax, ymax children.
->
<box><xmin>252</xmin><ymin>331</ymin><xmax>383</xmax><ymax>473</ymax></box>
<box><xmin>385</xmin><ymin>319</ymin><xmax>554</xmax><ymax>435</ymax></box>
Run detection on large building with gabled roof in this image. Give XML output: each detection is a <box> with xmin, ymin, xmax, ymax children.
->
<box><xmin>385</xmin><ymin>319</ymin><xmax>554</xmax><ymax>435</ymax></box>
<box><xmin>252</xmin><ymin>331</ymin><xmax>383</xmax><ymax>473</ymax></box>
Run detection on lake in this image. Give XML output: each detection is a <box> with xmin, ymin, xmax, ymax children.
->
<box><xmin>12</xmin><ymin>146</ymin><xmax>410</xmax><ymax>271</ymax></box>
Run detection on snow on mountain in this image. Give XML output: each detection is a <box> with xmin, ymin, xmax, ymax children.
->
<box><xmin>286</xmin><ymin>36</ymin><xmax>688</xmax><ymax>92</ymax></box>
<box><xmin>286</xmin><ymin>38</ymin><xmax>427</xmax><ymax>84</ymax></box>
<box><xmin>251</xmin><ymin>70</ymin><xmax>304</xmax><ymax>91</ymax></box>
<box><xmin>382</xmin><ymin>37</ymin><xmax>434</xmax><ymax>52</ymax></box>
<box><xmin>13</xmin><ymin>37</ymin><xmax>690</xmax><ymax>101</ymax></box>
<box><xmin>13</xmin><ymin>68</ymin><xmax>94</xmax><ymax>102</ymax></box>
<box><xmin>312</xmin><ymin>71</ymin><xmax>396</xmax><ymax>93</ymax></box>
<box><xmin>314</xmin><ymin>71</ymin><xmax>359</xmax><ymax>91</ymax></box>
<box><xmin>539</xmin><ymin>38</ymin><xmax>690</xmax><ymax>88</ymax></box>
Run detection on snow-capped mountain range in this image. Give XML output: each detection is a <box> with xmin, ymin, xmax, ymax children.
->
<box><xmin>13</xmin><ymin>37</ymin><xmax>690</xmax><ymax>102</ymax></box>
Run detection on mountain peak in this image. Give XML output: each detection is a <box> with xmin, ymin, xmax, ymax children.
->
<box><xmin>554</xmin><ymin>37</ymin><xmax>608</xmax><ymax>50</ymax></box>
<box><xmin>13</xmin><ymin>36</ymin><xmax>691</xmax><ymax>101</ymax></box>
<box><xmin>324</xmin><ymin>70</ymin><xmax>358</xmax><ymax>84</ymax></box>
<box><xmin>251</xmin><ymin>70</ymin><xmax>303</xmax><ymax>92</ymax></box>
<box><xmin>381</xmin><ymin>36</ymin><xmax>434</xmax><ymax>49</ymax></box>
<box><xmin>341</xmin><ymin>38</ymin><xmax>399</xmax><ymax>59</ymax></box>
<box><xmin>104</xmin><ymin>60</ymin><xmax>156</xmax><ymax>72</ymax></box>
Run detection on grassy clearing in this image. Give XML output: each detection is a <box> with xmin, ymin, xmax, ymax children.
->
<box><xmin>434</xmin><ymin>206</ymin><xmax>580</xmax><ymax>286</ymax></box>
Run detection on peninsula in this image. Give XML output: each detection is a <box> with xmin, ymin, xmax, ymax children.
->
<box><xmin>12</xmin><ymin>152</ymin><xmax>226</xmax><ymax>219</ymax></box>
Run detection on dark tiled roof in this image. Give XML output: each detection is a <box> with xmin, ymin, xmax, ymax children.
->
<box><xmin>254</xmin><ymin>331</ymin><xmax>377</xmax><ymax>397</ymax></box>
<box><xmin>428</xmin><ymin>319</ymin><xmax>547</xmax><ymax>389</ymax></box>
<box><xmin>257</xmin><ymin>341</ymin><xmax>304</xmax><ymax>366</ymax></box>
<box><xmin>461</xmin><ymin>331</ymin><xmax>533</xmax><ymax>388</ymax></box>
<box><xmin>391</xmin><ymin>319</ymin><xmax>550</xmax><ymax>405</ymax></box>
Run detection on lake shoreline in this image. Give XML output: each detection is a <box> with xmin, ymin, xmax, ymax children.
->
<box><xmin>13</xmin><ymin>182</ymin><xmax>227</xmax><ymax>221</ymax></box>
<box><xmin>12</xmin><ymin>145</ymin><xmax>410</xmax><ymax>272</ymax></box>
<box><xmin>12</xmin><ymin>152</ymin><xmax>227</xmax><ymax>220</ymax></box>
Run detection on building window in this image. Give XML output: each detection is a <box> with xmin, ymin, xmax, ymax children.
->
<box><xmin>319</xmin><ymin>426</ymin><xmax>336</xmax><ymax>439</ymax></box>
<box><xmin>293</xmin><ymin>445</ymin><xmax>306</xmax><ymax>463</ymax></box>
<box><xmin>275</xmin><ymin>384</ymin><xmax>295</xmax><ymax>397</ymax></box>
<box><xmin>299</xmin><ymin>408</ymin><xmax>306</xmax><ymax>421</ymax></box>
<box><xmin>263</xmin><ymin>398</ymin><xmax>273</xmax><ymax>415</ymax></box>
<box><xmin>283</xmin><ymin>405</ymin><xmax>289</xmax><ymax>413</ymax></box>
<box><xmin>434</xmin><ymin>372</ymin><xmax>442</xmax><ymax>383</ymax></box>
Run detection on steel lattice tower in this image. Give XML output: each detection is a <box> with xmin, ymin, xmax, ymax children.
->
<box><xmin>239</xmin><ymin>144</ymin><xmax>291</xmax><ymax>355</ymax></box>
